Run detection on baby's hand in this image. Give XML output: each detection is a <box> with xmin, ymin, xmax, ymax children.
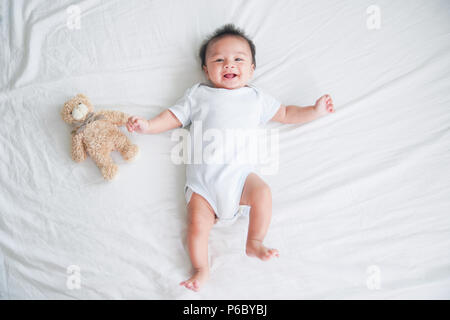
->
<box><xmin>126</xmin><ymin>116</ymin><xmax>149</xmax><ymax>133</ymax></box>
<box><xmin>314</xmin><ymin>94</ymin><xmax>335</xmax><ymax>116</ymax></box>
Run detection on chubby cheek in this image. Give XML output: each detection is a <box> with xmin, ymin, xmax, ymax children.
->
<box><xmin>215</xmin><ymin>71</ymin><xmax>223</xmax><ymax>80</ymax></box>
<box><xmin>240</xmin><ymin>71</ymin><xmax>251</xmax><ymax>81</ymax></box>
<box><xmin>208</xmin><ymin>69</ymin><xmax>221</xmax><ymax>81</ymax></box>
<box><xmin>243</xmin><ymin>66</ymin><xmax>253</xmax><ymax>78</ymax></box>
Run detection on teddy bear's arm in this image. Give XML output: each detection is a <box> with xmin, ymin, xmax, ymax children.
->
<box><xmin>97</xmin><ymin>110</ymin><xmax>129</xmax><ymax>126</ymax></box>
<box><xmin>71</xmin><ymin>133</ymin><xmax>87</xmax><ymax>162</ymax></box>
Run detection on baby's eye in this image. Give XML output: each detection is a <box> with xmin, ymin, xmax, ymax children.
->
<box><xmin>215</xmin><ymin>59</ymin><xmax>223</xmax><ymax>62</ymax></box>
<box><xmin>235</xmin><ymin>58</ymin><xmax>243</xmax><ymax>61</ymax></box>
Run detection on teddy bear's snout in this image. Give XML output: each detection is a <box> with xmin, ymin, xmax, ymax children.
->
<box><xmin>72</xmin><ymin>103</ymin><xmax>89</xmax><ymax>120</ymax></box>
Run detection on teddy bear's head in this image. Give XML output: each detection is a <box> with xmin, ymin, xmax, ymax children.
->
<box><xmin>61</xmin><ymin>94</ymin><xmax>95</xmax><ymax>124</ymax></box>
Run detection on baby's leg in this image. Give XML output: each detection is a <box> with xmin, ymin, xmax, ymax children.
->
<box><xmin>179</xmin><ymin>192</ymin><xmax>216</xmax><ymax>292</ymax></box>
<box><xmin>240</xmin><ymin>173</ymin><xmax>279</xmax><ymax>260</ymax></box>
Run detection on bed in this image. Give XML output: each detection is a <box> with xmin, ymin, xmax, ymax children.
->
<box><xmin>1</xmin><ymin>0</ymin><xmax>449</xmax><ymax>299</ymax></box>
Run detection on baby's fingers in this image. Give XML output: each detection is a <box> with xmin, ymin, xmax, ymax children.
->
<box><xmin>325</xmin><ymin>95</ymin><xmax>335</xmax><ymax>112</ymax></box>
<box><xmin>134</xmin><ymin>118</ymin><xmax>146</xmax><ymax>129</ymax></box>
<box><xmin>127</xmin><ymin>117</ymin><xmax>138</xmax><ymax>132</ymax></box>
<box><xmin>128</xmin><ymin>116</ymin><xmax>138</xmax><ymax>123</ymax></box>
<box><xmin>134</xmin><ymin>120</ymin><xmax>143</xmax><ymax>129</ymax></box>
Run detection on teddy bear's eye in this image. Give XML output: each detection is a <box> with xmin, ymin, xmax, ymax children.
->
<box><xmin>78</xmin><ymin>103</ymin><xmax>81</xmax><ymax>105</ymax></box>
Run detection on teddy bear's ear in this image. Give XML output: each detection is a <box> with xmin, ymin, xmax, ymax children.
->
<box><xmin>61</xmin><ymin>102</ymin><xmax>72</xmax><ymax>123</ymax></box>
<box><xmin>76</xmin><ymin>93</ymin><xmax>87</xmax><ymax>99</ymax></box>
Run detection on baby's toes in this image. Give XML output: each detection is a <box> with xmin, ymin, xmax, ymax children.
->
<box><xmin>189</xmin><ymin>284</ymin><xmax>200</xmax><ymax>292</ymax></box>
<box><xmin>180</xmin><ymin>280</ymin><xmax>188</xmax><ymax>288</ymax></box>
<box><xmin>192</xmin><ymin>280</ymin><xmax>200</xmax><ymax>291</ymax></box>
<box><xmin>180</xmin><ymin>279</ymin><xmax>192</xmax><ymax>289</ymax></box>
<box><xmin>262</xmin><ymin>248</ymin><xmax>278</xmax><ymax>260</ymax></box>
<box><xmin>265</xmin><ymin>249</ymin><xmax>278</xmax><ymax>259</ymax></box>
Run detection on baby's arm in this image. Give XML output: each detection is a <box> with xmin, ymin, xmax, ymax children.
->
<box><xmin>271</xmin><ymin>94</ymin><xmax>334</xmax><ymax>124</ymax></box>
<box><xmin>126</xmin><ymin>109</ymin><xmax>182</xmax><ymax>134</ymax></box>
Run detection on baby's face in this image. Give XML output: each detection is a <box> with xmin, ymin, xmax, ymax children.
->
<box><xmin>203</xmin><ymin>35</ymin><xmax>255</xmax><ymax>90</ymax></box>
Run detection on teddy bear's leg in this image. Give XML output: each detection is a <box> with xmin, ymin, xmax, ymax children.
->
<box><xmin>115</xmin><ymin>133</ymin><xmax>139</xmax><ymax>162</ymax></box>
<box><xmin>91</xmin><ymin>152</ymin><xmax>118</xmax><ymax>180</ymax></box>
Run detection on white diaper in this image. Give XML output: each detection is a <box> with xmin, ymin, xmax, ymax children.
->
<box><xmin>185</xmin><ymin>185</ymin><xmax>251</xmax><ymax>227</ymax></box>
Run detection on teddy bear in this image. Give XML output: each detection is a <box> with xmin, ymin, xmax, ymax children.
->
<box><xmin>61</xmin><ymin>94</ymin><xmax>139</xmax><ymax>180</ymax></box>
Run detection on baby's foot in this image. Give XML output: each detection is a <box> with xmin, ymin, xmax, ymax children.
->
<box><xmin>246</xmin><ymin>239</ymin><xmax>279</xmax><ymax>261</ymax></box>
<box><xmin>179</xmin><ymin>267</ymin><xmax>209</xmax><ymax>292</ymax></box>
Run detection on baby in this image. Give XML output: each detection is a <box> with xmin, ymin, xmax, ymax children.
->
<box><xmin>126</xmin><ymin>24</ymin><xmax>334</xmax><ymax>292</ymax></box>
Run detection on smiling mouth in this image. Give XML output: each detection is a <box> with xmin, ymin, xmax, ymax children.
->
<box><xmin>223</xmin><ymin>73</ymin><xmax>238</xmax><ymax>79</ymax></box>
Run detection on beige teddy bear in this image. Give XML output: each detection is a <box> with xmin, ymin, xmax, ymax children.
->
<box><xmin>61</xmin><ymin>94</ymin><xmax>138</xmax><ymax>180</ymax></box>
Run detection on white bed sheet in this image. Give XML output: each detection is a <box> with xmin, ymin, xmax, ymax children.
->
<box><xmin>1</xmin><ymin>0</ymin><xmax>450</xmax><ymax>299</ymax></box>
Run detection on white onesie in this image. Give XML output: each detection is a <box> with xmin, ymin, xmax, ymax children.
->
<box><xmin>169</xmin><ymin>82</ymin><xmax>281</xmax><ymax>225</ymax></box>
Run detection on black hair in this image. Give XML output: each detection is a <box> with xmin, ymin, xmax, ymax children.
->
<box><xmin>199</xmin><ymin>23</ymin><xmax>256</xmax><ymax>70</ymax></box>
